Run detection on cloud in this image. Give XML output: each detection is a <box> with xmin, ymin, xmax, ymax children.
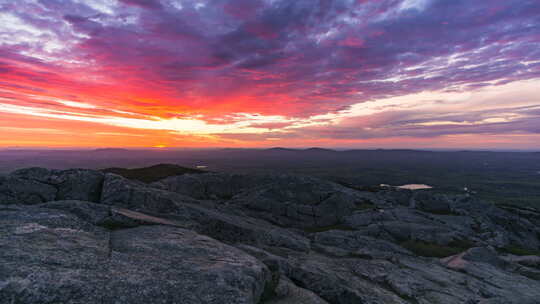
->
<box><xmin>118</xmin><ymin>0</ymin><xmax>163</xmax><ymax>10</ymax></box>
<box><xmin>1</xmin><ymin>0</ymin><xmax>540</xmax><ymax>147</ymax></box>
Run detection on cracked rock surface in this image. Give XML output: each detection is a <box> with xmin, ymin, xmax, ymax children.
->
<box><xmin>0</xmin><ymin>204</ymin><xmax>271</xmax><ymax>304</ymax></box>
<box><xmin>1</xmin><ymin>168</ymin><xmax>540</xmax><ymax>303</ymax></box>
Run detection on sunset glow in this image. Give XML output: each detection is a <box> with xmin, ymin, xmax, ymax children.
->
<box><xmin>1</xmin><ymin>0</ymin><xmax>539</xmax><ymax>149</ymax></box>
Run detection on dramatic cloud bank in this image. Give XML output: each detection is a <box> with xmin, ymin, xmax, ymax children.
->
<box><xmin>0</xmin><ymin>0</ymin><xmax>539</xmax><ymax>148</ymax></box>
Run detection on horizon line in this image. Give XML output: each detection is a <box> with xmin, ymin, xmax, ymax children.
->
<box><xmin>1</xmin><ymin>146</ymin><xmax>539</xmax><ymax>153</ymax></box>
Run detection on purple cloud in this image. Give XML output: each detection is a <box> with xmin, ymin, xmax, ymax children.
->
<box><xmin>119</xmin><ymin>0</ymin><xmax>163</xmax><ymax>10</ymax></box>
<box><xmin>1</xmin><ymin>0</ymin><xmax>540</xmax><ymax>146</ymax></box>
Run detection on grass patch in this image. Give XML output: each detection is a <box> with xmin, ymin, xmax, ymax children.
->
<box><xmin>304</xmin><ymin>224</ymin><xmax>355</xmax><ymax>233</ymax></box>
<box><xmin>422</xmin><ymin>209</ymin><xmax>460</xmax><ymax>216</ymax></box>
<box><xmin>400</xmin><ymin>240</ymin><xmax>474</xmax><ymax>258</ymax></box>
<box><xmin>500</xmin><ymin>246</ymin><xmax>540</xmax><ymax>257</ymax></box>
<box><xmin>355</xmin><ymin>201</ymin><xmax>376</xmax><ymax>211</ymax></box>
<box><xmin>448</xmin><ymin>239</ymin><xmax>475</xmax><ymax>249</ymax></box>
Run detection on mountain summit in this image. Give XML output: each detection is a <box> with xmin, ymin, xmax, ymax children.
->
<box><xmin>1</xmin><ymin>166</ymin><xmax>539</xmax><ymax>303</ymax></box>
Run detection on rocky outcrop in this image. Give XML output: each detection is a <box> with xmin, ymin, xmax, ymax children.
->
<box><xmin>1</xmin><ymin>167</ymin><xmax>540</xmax><ymax>303</ymax></box>
<box><xmin>0</xmin><ymin>167</ymin><xmax>104</xmax><ymax>204</ymax></box>
<box><xmin>100</xmin><ymin>173</ymin><xmax>198</xmax><ymax>213</ymax></box>
<box><xmin>153</xmin><ymin>173</ymin><xmax>274</xmax><ymax>200</ymax></box>
<box><xmin>0</xmin><ymin>175</ymin><xmax>57</xmax><ymax>204</ymax></box>
<box><xmin>101</xmin><ymin>174</ymin><xmax>311</xmax><ymax>251</ymax></box>
<box><xmin>156</xmin><ymin>173</ymin><xmax>380</xmax><ymax>229</ymax></box>
<box><xmin>342</xmin><ymin>196</ymin><xmax>540</xmax><ymax>251</ymax></box>
<box><xmin>228</xmin><ymin>174</ymin><xmax>377</xmax><ymax>228</ymax></box>
<box><xmin>0</xmin><ymin>205</ymin><xmax>272</xmax><ymax>304</ymax></box>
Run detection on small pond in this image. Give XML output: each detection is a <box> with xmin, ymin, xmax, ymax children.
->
<box><xmin>397</xmin><ymin>184</ymin><xmax>433</xmax><ymax>190</ymax></box>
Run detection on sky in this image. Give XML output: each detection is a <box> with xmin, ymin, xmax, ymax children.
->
<box><xmin>0</xmin><ymin>0</ymin><xmax>539</xmax><ymax>149</ymax></box>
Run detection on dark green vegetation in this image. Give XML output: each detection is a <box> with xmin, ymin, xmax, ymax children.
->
<box><xmin>101</xmin><ymin>164</ymin><xmax>206</xmax><ymax>183</ymax></box>
<box><xmin>355</xmin><ymin>202</ymin><xmax>376</xmax><ymax>211</ymax></box>
<box><xmin>400</xmin><ymin>240</ymin><xmax>476</xmax><ymax>258</ymax></box>
<box><xmin>500</xmin><ymin>246</ymin><xmax>540</xmax><ymax>257</ymax></box>
<box><xmin>1</xmin><ymin>148</ymin><xmax>539</xmax><ymax>208</ymax></box>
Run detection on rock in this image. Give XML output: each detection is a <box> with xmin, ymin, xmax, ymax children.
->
<box><xmin>2</xmin><ymin>167</ymin><xmax>540</xmax><ymax>304</ymax></box>
<box><xmin>501</xmin><ymin>254</ymin><xmax>540</xmax><ymax>268</ymax></box>
<box><xmin>440</xmin><ymin>247</ymin><xmax>540</xmax><ymax>303</ymax></box>
<box><xmin>153</xmin><ymin>173</ymin><xmax>273</xmax><ymax>200</ymax></box>
<box><xmin>499</xmin><ymin>205</ymin><xmax>540</xmax><ymax>227</ymax></box>
<box><xmin>461</xmin><ymin>247</ymin><xmax>507</xmax><ymax>267</ymax></box>
<box><xmin>107</xmin><ymin>225</ymin><xmax>273</xmax><ymax>304</ymax></box>
<box><xmin>11</xmin><ymin>167</ymin><xmax>105</xmax><ymax>202</ymax></box>
<box><xmin>40</xmin><ymin>199</ymin><xmax>303</xmax><ymax>254</ymax></box>
<box><xmin>310</xmin><ymin>230</ymin><xmax>412</xmax><ymax>259</ymax></box>
<box><xmin>263</xmin><ymin>276</ymin><xmax>329</xmax><ymax>304</ymax></box>
<box><xmin>411</xmin><ymin>192</ymin><xmax>453</xmax><ymax>214</ymax></box>
<box><xmin>442</xmin><ymin>247</ymin><xmax>507</xmax><ymax>270</ymax></box>
<box><xmin>156</xmin><ymin>174</ymin><xmax>381</xmax><ymax>232</ymax></box>
<box><xmin>376</xmin><ymin>189</ymin><xmax>413</xmax><ymax>206</ymax></box>
<box><xmin>286</xmin><ymin>253</ymin><xmax>409</xmax><ymax>304</ymax></box>
<box><xmin>100</xmin><ymin>173</ymin><xmax>198</xmax><ymax>213</ymax></box>
<box><xmin>344</xmin><ymin>203</ymin><xmax>540</xmax><ymax>252</ymax></box>
<box><xmin>101</xmin><ymin>174</ymin><xmax>310</xmax><ymax>252</ymax></box>
<box><xmin>166</xmin><ymin>203</ymin><xmax>312</xmax><ymax>252</ymax></box>
<box><xmin>0</xmin><ymin>177</ymin><xmax>57</xmax><ymax>205</ymax></box>
<box><xmin>343</xmin><ymin>207</ymin><xmax>474</xmax><ymax>246</ymax></box>
<box><xmin>104</xmin><ymin>207</ymin><xmax>188</xmax><ymax>229</ymax></box>
<box><xmin>230</xmin><ymin>174</ymin><xmax>374</xmax><ymax>228</ymax></box>
<box><xmin>38</xmin><ymin>200</ymin><xmax>187</xmax><ymax>229</ymax></box>
<box><xmin>38</xmin><ymin>200</ymin><xmax>110</xmax><ymax>224</ymax></box>
<box><xmin>0</xmin><ymin>205</ymin><xmax>109</xmax><ymax>304</ymax></box>
<box><xmin>500</xmin><ymin>254</ymin><xmax>540</xmax><ymax>280</ymax></box>
<box><xmin>0</xmin><ymin>205</ymin><xmax>273</xmax><ymax>304</ymax></box>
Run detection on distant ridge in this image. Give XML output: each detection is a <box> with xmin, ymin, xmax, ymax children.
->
<box><xmin>265</xmin><ymin>147</ymin><xmax>297</xmax><ymax>152</ymax></box>
<box><xmin>304</xmin><ymin>147</ymin><xmax>336</xmax><ymax>152</ymax></box>
<box><xmin>101</xmin><ymin>164</ymin><xmax>206</xmax><ymax>183</ymax></box>
<box><xmin>93</xmin><ymin>148</ymin><xmax>130</xmax><ymax>152</ymax></box>
<box><xmin>343</xmin><ymin>149</ymin><xmax>431</xmax><ymax>153</ymax></box>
